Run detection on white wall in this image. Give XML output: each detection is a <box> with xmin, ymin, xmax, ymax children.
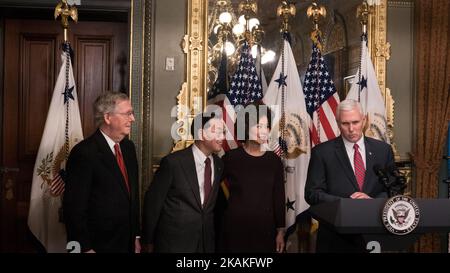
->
<box><xmin>387</xmin><ymin>0</ymin><xmax>415</xmax><ymax>162</ymax></box>
<box><xmin>152</xmin><ymin>0</ymin><xmax>186</xmax><ymax>162</ymax></box>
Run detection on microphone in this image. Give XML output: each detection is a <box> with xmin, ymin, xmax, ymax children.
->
<box><xmin>373</xmin><ymin>164</ymin><xmax>387</xmax><ymax>178</ymax></box>
<box><xmin>373</xmin><ymin>164</ymin><xmax>391</xmax><ymax>189</ymax></box>
<box><xmin>387</xmin><ymin>165</ymin><xmax>402</xmax><ymax>177</ymax></box>
<box><xmin>386</xmin><ymin>165</ymin><xmax>407</xmax><ymax>195</ymax></box>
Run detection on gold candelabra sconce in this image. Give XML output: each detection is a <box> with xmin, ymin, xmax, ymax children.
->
<box><xmin>238</xmin><ymin>0</ymin><xmax>258</xmax><ymax>41</ymax></box>
<box><xmin>251</xmin><ymin>24</ymin><xmax>264</xmax><ymax>46</ymax></box>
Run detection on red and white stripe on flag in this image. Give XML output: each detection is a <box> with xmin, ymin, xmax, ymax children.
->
<box><xmin>310</xmin><ymin>92</ymin><xmax>340</xmax><ymax>146</ymax></box>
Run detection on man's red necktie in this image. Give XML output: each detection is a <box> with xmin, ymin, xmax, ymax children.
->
<box><xmin>114</xmin><ymin>143</ymin><xmax>130</xmax><ymax>193</ymax></box>
<box><xmin>353</xmin><ymin>143</ymin><xmax>365</xmax><ymax>190</ymax></box>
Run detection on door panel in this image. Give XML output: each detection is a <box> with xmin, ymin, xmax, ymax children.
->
<box><xmin>20</xmin><ymin>35</ymin><xmax>56</xmax><ymax>159</ymax></box>
<box><xmin>76</xmin><ymin>36</ymin><xmax>112</xmax><ymax>136</ymax></box>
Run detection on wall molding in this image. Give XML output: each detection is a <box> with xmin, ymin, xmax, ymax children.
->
<box><xmin>388</xmin><ymin>1</ymin><xmax>414</xmax><ymax>8</ymax></box>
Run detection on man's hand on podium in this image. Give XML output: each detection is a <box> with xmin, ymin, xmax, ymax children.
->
<box><xmin>350</xmin><ymin>192</ymin><xmax>372</xmax><ymax>199</ymax></box>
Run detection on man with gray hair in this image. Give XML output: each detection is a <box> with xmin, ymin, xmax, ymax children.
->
<box><xmin>305</xmin><ymin>99</ymin><xmax>395</xmax><ymax>252</ymax></box>
<box><xmin>64</xmin><ymin>91</ymin><xmax>141</xmax><ymax>253</ymax></box>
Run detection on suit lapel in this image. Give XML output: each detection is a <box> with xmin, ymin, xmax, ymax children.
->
<box><xmin>362</xmin><ymin>138</ymin><xmax>375</xmax><ymax>193</ymax></box>
<box><xmin>213</xmin><ymin>154</ymin><xmax>222</xmax><ymax>187</ymax></box>
<box><xmin>94</xmin><ymin>130</ymin><xmax>130</xmax><ymax>198</ymax></box>
<box><xmin>179</xmin><ymin>146</ymin><xmax>202</xmax><ymax>208</ymax></box>
<box><xmin>334</xmin><ymin>137</ymin><xmax>360</xmax><ymax>191</ymax></box>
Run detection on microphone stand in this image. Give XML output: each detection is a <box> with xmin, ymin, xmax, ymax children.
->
<box><xmin>390</xmin><ymin>173</ymin><xmax>406</xmax><ymax>196</ymax></box>
<box><xmin>375</xmin><ymin>168</ymin><xmax>394</xmax><ymax>197</ymax></box>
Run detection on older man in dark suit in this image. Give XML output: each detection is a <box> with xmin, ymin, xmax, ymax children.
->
<box><xmin>63</xmin><ymin>91</ymin><xmax>140</xmax><ymax>253</ymax></box>
<box><xmin>305</xmin><ymin>99</ymin><xmax>395</xmax><ymax>252</ymax></box>
<box><xmin>142</xmin><ymin>110</ymin><xmax>225</xmax><ymax>253</ymax></box>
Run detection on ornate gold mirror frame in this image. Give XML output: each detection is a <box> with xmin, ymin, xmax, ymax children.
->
<box><xmin>175</xmin><ymin>0</ymin><xmax>395</xmax><ymax>154</ymax></box>
<box><xmin>173</xmin><ymin>0</ymin><xmax>208</xmax><ymax>151</ymax></box>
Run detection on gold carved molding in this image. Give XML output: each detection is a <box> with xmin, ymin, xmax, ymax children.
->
<box><xmin>398</xmin><ymin>166</ymin><xmax>413</xmax><ymax>196</ymax></box>
<box><xmin>368</xmin><ymin>0</ymin><xmax>398</xmax><ymax>159</ymax></box>
<box><xmin>174</xmin><ymin>0</ymin><xmax>208</xmax><ymax>151</ymax></box>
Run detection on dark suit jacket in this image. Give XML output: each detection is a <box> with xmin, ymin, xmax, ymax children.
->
<box><xmin>142</xmin><ymin>145</ymin><xmax>223</xmax><ymax>253</ymax></box>
<box><xmin>305</xmin><ymin>136</ymin><xmax>395</xmax><ymax>252</ymax></box>
<box><xmin>63</xmin><ymin>129</ymin><xmax>140</xmax><ymax>253</ymax></box>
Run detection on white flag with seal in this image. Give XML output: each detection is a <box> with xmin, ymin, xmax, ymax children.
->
<box><xmin>346</xmin><ymin>35</ymin><xmax>389</xmax><ymax>143</ymax></box>
<box><xmin>263</xmin><ymin>37</ymin><xmax>311</xmax><ymax>237</ymax></box>
<box><xmin>28</xmin><ymin>43</ymin><xmax>83</xmax><ymax>253</ymax></box>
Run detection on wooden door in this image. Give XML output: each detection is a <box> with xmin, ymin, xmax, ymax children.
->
<box><xmin>0</xmin><ymin>19</ymin><xmax>128</xmax><ymax>252</ymax></box>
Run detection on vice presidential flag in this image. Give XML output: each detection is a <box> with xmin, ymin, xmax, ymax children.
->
<box><xmin>263</xmin><ymin>36</ymin><xmax>311</xmax><ymax>236</ymax></box>
<box><xmin>28</xmin><ymin>42</ymin><xmax>83</xmax><ymax>253</ymax></box>
<box><xmin>346</xmin><ymin>34</ymin><xmax>389</xmax><ymax>143</ymax></box>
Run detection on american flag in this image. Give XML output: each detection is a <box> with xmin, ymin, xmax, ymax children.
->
<box><xmin>208</xmin><ymin>41</ymin><xmax>263</xmax><ymax>150</ymax></box>
<box><xmin>228</xmin><ymin>42</ymin><xmax>263</xmax><ymax>106</ymax></box>
<box><xmin>303</xmin><ymin>41</ymin><xmax>340</xmax><ymax>146</ymax></box>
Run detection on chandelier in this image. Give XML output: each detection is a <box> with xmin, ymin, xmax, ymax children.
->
<box><xmin>208</xmin><ymin>0</ymin><xmax>275</xmax><ymax>69</ymax></box>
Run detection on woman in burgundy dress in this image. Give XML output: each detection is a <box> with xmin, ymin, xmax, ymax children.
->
<box><xmin>217</xmin><ymin>102</ymin><xmax>285</xmax><ymax>253</ymax></box>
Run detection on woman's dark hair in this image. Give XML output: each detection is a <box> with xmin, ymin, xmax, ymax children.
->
<box><xmin>235</xmin><ymin>101</ymin><xmax>272</xmax><ymax>142</ymax></box>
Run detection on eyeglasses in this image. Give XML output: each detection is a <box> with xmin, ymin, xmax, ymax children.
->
<box><xmin>113</xmin><ymin>111</ymin><xmax>135</xmax><ymax>118</ymax></box>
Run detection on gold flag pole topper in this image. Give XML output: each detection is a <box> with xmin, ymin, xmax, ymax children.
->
<box><xmin>357</xmin><ymin>0</ymin><xmax>370</xmax><ymax>35</ymax></box>
<box><xmin>54</xmin><ymin>0</ymin><xmax>78</xmax><ymax>42</ymax></box>
<box><xmin>306</xmin><ymin>2</ymin><xmax>326</xmax><ymax>51</ymax></box>
<box><xmin>277</xmin><ymin>1</ymin><xmax>296</xmax><ymax>34</ymax></box>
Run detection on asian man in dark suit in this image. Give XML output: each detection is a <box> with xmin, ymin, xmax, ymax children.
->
<box><xmin>142</xmin><ymin>110</ymin><xmax>225</xmax><ymax>253</ymax></box>
<box><xmin>63</xmin><ymin>91</ymin><xmax>141</xmax><ymax>253</ymax></box>
<box><xmin>305</xmin><ymin>99</ymin><xmax>395</xmax><ymax>252</ymax></box>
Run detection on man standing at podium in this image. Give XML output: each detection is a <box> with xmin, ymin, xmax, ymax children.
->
<box><xmin>305</xmin><ymin>99</ymin><xmax>395</xmax><ymax>252</ymax></box>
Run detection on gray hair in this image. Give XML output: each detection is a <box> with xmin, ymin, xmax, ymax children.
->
<box><xmin>93</xmin><ymin>91</ymin><xmax>130</xmax><ymax>127</ymax></box>
<box><xmin>336</xmin><ymin>99</ymin><xmax>364</xmax><ymax>121</ymax></box>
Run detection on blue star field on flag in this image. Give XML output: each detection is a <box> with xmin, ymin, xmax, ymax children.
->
<box><xmin>303</xmin><ymin>44</ymin><xmax>337</xmax><ymax>117</ymax></box>
<box><xmin>228</xmin><ymin>42</ymin><xmax>263</xmax><ymax>106</ymax></box>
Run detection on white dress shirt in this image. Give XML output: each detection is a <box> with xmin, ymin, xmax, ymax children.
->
<box><xmin>192</xmin><ymin>143</ymin><xmax>214</xmax><ymax>206</ymax></box>
<box><xmin>342</xmin><ymin>136</ymin><xmax>367</xmax><ymax>172</ymax></box>
<box><xmin>100</xmin><ymin>130</ymin><xmax>120</xmax><ymax>155</ymax></box>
